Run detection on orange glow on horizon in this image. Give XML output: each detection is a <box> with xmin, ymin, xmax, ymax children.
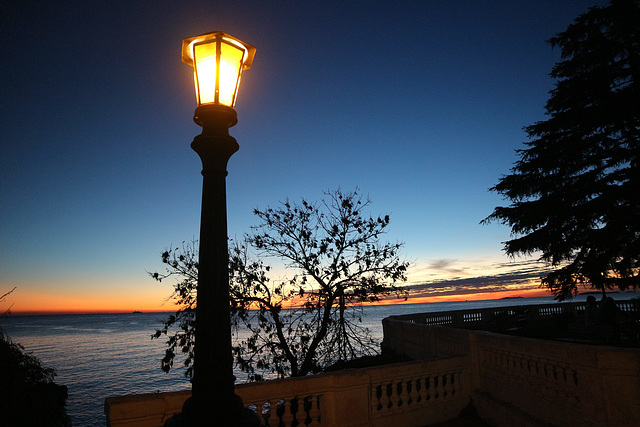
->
<box><xmin>4</xmin><ymin>283</ymin><xmax>553</xmax><ymax>316</ymax></box>
<box><xmin>5</xmin><ymin>287</ymin><xmax>179</xmax><ymax>316</ymax></box>
<box><xmin>9</xmin><ymin>308</ymin><xmax>176</xmax><ymax>316</ymax></box>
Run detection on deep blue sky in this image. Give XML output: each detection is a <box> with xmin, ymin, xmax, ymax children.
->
<box><xmin>0</xmin><ymin>0</ymin><xmax>608</xmax><ymax>312</ymax></box>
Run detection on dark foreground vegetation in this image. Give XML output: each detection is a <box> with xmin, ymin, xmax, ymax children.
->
<box><xmin>0</xmin><ymin>329</ymin><xmax>70</xmax><ymax>427</ymax></box>
<box><xmin>484</xmin><ymin>0</ymin><xmax>640</xmax><ymax>300</ymax></box>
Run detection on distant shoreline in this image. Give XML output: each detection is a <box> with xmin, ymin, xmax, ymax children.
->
<box><xmin>4</xmin><ymin>310</ymin><xmax>175</xmax><ymax>317</ymax></box>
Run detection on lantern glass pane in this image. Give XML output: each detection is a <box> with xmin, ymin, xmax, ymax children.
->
<box><xmin>218</xmin><ymin>41</ymin><xmax>245</xmax><ymax>106</ymax></box>
<box><xmin>193</xmin><ymin>42</ymin><xmax>218</xmax><ymax>104</ymax></box>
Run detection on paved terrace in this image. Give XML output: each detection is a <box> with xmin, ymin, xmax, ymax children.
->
<box><xmin>105</xmin><ymin>299</ymin><xmax>640</xmax><ymax>427</ymax></box>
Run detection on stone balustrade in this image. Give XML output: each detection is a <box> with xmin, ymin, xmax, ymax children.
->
<box><xmin>105</xmin><ymin>299</ymin><xmax>639</xmax><ymax>426</ymax></box>
<box><xmin>382</xmin><ymin>299</ymin><xmax>640</xmax><ymax>427</ymax></box>
<box><xmin>105</xmin><ymin>357</ymin><xmax>470</xmax><ymax>427</ymax></box>
<box><xmin>387</xmin><ymin>299</ymin><xmax>637</xmax><ymax>330</ymax></box>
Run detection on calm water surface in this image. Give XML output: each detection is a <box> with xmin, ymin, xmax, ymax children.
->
<box><xmin>1</xmin><ymin>295</ymin><xmax>620</xmax><ymax>426</ymax></box>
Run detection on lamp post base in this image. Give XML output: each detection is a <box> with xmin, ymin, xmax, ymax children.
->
<box><xmin>164</xmin><ymin>395</ymin><xmax>261</xmax><ymax>427</ymax></box>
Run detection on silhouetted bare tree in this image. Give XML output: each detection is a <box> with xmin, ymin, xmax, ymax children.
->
<box><xmin>1</xmin><ymin>287</ymin><xmax>16</xmax><ymax>317</ymax></box>
<box><xmin>152</xmin><ymin>188</ymin><xmax>409</xmax><ymax>379</ymax></box>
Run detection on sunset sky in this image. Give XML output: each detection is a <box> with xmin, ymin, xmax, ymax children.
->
<box><xmin>1</xmin><ymin>0</ymin><xmax>608</xmax><ymax>314</ymax></box>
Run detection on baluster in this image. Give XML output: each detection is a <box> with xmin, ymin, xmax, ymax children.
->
<box><xmin>379</xmin><ymin>383</ymin><xmax>391</xmax><ymax>410</ymax></box>
<box><xmin>371</xmin><ymin>386</ymin><xmax>382</xmax><ymax>412</ymax></box>
<box><xmin>445</xmin><ymin>372</ymin><xmax>455</xmax><ymax>397</ymax></box>
<box><xmin>570</xmin><ymin>368</ymin><xmax>579</xmax><ymax>386</ymax></box>
<box><xmin>415</xmin><ymin>376</ymin><xmax>424</xmax><ymax>403</ymax></box>
<box><xmin>390</xmin><ymin>381</ymin><xmax>401</xmax><ymax>409</ymax></box>
<box><xmin>542</xmin><ymin>362</ymin><xmax>550</xmax><ymax>378</ymax></box>
<box><xmin>307</xmin><ymin>395</ymin><xmax>321</xmax><ymax>426</ymax></box>
<box><xmin>275</xmin><ymin>399</ymin><xmax>286</xmax><ymax>427</ymax></box>
<box><xmin>433</xmin><ymin>375</ymin><xmax>444</xmax><ymax>399</ymax></box>
<box><xmin>563</xmin><ymin>366</ymin><xmax>571</xmax><ymax>384</ymax></box>
<box><xmin>409</xmin><ymin>377</ymin><xmax>419</xmax><ymax>405</ymax></box>
<box><xmin>441</xmin><ymin>373</ymin><xmax>448</xmax><ymax>397</ymax></box>
<box><xmin>557</xmin><ymin>367</ymin><xmax>570</xmax><ymax>394</ymax></box>
<box><xmin>511</xmin><ymin>354</ymin><xmax>519</xmax><ymax>376</ymax></box>
<box><xmin>533</xmin><ymin>360</ymin><xmax>546</xmax><ymax>388</ymax></box>
<box><xmin>261</xmin><ymin>401</ymin><xmax>272</xmax><ymax>427</ymax></box>
<box><xmin>424</xmin><ymin>376</ymin><xmax>432</xmax><ymax>401</ymax></box>
<box><xmin>281</xmin><ymin>397</ymin><xmax>297</xmax><ymax>426</ymax></box>
<box><xmin>399</xmin><ymin>378</ymin><xmax>410</xmax><ymax>406</ymax></box>
<box><xmin>534</xmin><ymin>359</ymin><xmax>542</xmax><ymax>375</ymax></box>
<box><xmin>451</xmin><ymin>370</ymin><xmax>460</xmax><ymax>395</ymax></box>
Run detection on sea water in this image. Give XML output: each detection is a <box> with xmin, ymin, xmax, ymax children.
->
<box><xmin>0</xmin><ymin>294</ymin><xmax>620</xmax><ymax>426</ymax></box>
<box><xmin>1</xmin><ymin>312</ymin><xmax>192</xmax><ymax>426</ymax></box>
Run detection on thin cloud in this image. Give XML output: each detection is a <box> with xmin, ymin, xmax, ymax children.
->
<box><xmin>427</xmin><ymin>259</ymin><xmax>463</xmax><ymax>274</ymax></box>
<box><xmin>403</xmin><ymin>258</ymin><xmax>550</xmax><ymax>298</ymax></box>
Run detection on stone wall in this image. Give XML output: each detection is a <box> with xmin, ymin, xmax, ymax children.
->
<box><xmin>382</xmin><ymin>304</ymin><xmax>640</xmax><ymax>427</ymax></box>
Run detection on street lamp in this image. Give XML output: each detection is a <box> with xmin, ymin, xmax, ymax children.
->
<box><xmin>176</xmin><ymin>31</ymin><xmax>257</xmax><ymax>426</ymax></box>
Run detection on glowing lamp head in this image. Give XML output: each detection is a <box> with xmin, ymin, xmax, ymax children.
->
<box><xmin>182</xmin><ymin>32</ymin><xmax>256</xmax><ymax>109</ymax></box>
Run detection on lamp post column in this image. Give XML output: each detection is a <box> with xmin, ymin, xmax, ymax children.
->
<box><xmin>186</xmin><ymin>107</ymin><xmax>250</xmax><ymax>425</ymax></box>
